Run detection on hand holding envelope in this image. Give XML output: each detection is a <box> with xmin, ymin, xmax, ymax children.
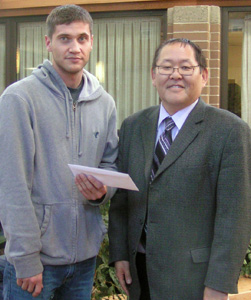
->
<box><xmin>68</xmin><ymin>164</ymin><xmax>139</xmax><ymax>191</ymax></box>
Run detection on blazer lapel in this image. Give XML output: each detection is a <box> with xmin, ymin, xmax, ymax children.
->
<box><xmin>155</xmin><ymin>99</ymin><xmax>206</xmax><ymax>178</ymax></box>
<box><xmin>140</xmin><ymin>106</ymin><xmax>160</xmax><ymax>181</ymax></box>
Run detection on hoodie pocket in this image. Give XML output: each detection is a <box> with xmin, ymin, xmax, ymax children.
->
<box><xmin>40</xmin><ymin>205</ymin><xmax>52</xmax><ymax>236</ymax></box>
<box><xmin>39</xmin><ymin>203</ymin><xmax>74</xmax><ymax>261</ymax></box>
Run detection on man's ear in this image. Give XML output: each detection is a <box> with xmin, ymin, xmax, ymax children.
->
<box><xmin>202</xmin><ymin>68</ymin><xmax>209</xmax><ymax>87</ymax></box>
<box><xmin>90</xmin><ymin>35</ymin><xmax>94</xmax><ymax>50</ymax></box>
<box><xmin>151</xmin><ymin>68</ymin><xmax>157</xmax><ymax>87</ymax></box>
<box><xmin>45</xmin><ymin>35</ymin><xmax>52</xmax><ymax>52</ymax></box>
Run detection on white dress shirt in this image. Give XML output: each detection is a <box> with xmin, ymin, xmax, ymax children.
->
<box><xmin>156</xmin><ymin>99</ymin><xmax>199</xmax><ymax>144</ymax></box>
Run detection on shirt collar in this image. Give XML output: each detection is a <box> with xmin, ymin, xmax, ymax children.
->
<box><xmin>158</xmin><ymin>99</ymin><xmax>199</xmax><ymax>130</ymax></box>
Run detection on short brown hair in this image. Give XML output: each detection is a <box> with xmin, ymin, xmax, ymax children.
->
<box><xmin>152</xmin><ymin>38</ymin><xmax>207</xmax><ymax>72</ymax></box>
<box><xmin>46</xmin><ymin>4</ymin><xmax>93</xmax><ymax>38</ymax></box>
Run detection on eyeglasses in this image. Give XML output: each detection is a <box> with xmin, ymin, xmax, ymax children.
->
<box><xmin>156</xmin><ymin>65</ymin><xmax>200</xmax><ymax>76</ymax></box>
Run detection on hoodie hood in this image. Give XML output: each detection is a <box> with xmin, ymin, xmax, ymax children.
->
<box><xmin>32</xmin><ymin>60</ymin><xmax>104</xmax><ymax>140</ymax></box>
<box><xmin>32</xmin><ymin>59</ymin><xmax>103</xmax><ymax>102</ymax></box>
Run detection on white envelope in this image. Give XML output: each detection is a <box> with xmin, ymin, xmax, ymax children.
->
<box><xmin>68</xmin><ymin>164</ymin><xmax>139</xmax><ymax>191</ymax></box>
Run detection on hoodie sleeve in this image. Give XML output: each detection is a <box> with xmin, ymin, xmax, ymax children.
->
<box><xmin>0</xmin><ymin>92</ymin><xmax>43</xmax><ymax>278</ymax></box>
<box><xmin>89</xmin><ymin>99</ymin><xmax>118</xmax><ymax>206</ymax></box>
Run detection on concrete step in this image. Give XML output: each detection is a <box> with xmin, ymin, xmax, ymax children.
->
<box><xmin>229</xmin><ymin>277</ymin><xmax>251</xmax><ymax>300</ymax></box>
<box><xmin>229</xmin><ymin>292</ymin><xmax>251</xmax><ymax>300</ymax></box>
<box><xmin>101</xmin><ymin>277</ymin><xmax>251</xmax><ymax>300</ymax></box>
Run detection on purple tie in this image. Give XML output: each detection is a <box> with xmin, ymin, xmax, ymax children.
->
<box><xmin>150</xmin><ymin>117</ymin><xmax>176</xmax><ymax>182</ymax></box>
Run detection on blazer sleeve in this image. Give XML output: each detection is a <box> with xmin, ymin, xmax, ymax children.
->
<box><xmin>204</xmin><ymin>119</ymin><xmax>251</xmax><ymax>294</ymax></box>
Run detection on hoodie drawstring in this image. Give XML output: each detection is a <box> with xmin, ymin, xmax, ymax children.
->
<box><xmin>64</xmin><ymin>92</ymin><xmax>70</xmax><ymax>139</ymax></box>
<box><xmin>65</xmin><ymin>92</ymin><xmax>83</xmax><ymax>156</ymax></box>
<box><xmin>78</xmin><ymin>105</ymin><xmax>83</xmax><ymax>157</ymax></box>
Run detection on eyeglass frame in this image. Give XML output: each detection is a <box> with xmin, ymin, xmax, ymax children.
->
<box><xmin>155</xmin><ymin>65</ymin><xmax>201</xmax><ymax>76</ymax></box>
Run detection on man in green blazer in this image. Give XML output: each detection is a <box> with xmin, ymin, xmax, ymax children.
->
<box><xmin>108</xmin><ymin>38</ymin><xmax>251</xmax><ymax>300</ymax></box>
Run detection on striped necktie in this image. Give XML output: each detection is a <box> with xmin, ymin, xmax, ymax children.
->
<box><xmin>150</xmin><ymin>117</ymin><xmax>176</xmax><ymax>182</ymax></box>
<box><xmin>141</xmin><ymin>117</ymin><xmax>176</xmax><ymax>248</ymax></box>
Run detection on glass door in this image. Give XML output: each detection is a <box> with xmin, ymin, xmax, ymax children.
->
<box><xmin>221</xmin><ymin>7</ymin><xmax>251</xmax><ymax>126</ymax></box>
<box><xmin>0</xmin><ymin>24</ymin><xmax>6</xmax><ymax>95</ymax></box>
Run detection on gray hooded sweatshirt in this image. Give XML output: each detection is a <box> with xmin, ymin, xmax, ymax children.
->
<box><xmin>0</xmin><ymin>60</ymin><xmax>118</xmax><ymax>278</ymax></box>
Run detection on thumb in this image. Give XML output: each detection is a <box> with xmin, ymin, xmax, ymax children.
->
<box><xmin>124</xmin><ymin>269</ymin><xmax>132</xmax><ymax>285</ymax></box>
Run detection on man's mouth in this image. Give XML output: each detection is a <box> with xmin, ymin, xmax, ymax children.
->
<box><xmin>167</xmin><ymin>84</ymin><xmax>184</xmax><ymax>89</ymax></box>
<box><xmin>66</xmin><ymin>57</ymin><xmax>82</xmax><ymax>61</ymax></box>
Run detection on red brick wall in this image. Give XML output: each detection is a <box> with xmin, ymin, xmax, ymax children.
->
<box><xmin>167</xmin><ymin>5</ymin><xmax>221</xmax><ymax>107</ymax></box>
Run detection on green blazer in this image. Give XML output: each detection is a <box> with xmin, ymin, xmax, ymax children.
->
<box><xmin>109</xmin><ymin>99</ymin><xmax>251</xmax><ymax>300</ymax></box>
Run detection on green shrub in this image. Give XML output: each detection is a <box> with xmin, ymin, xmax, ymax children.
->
<box><xmin>241</xmin><ymin>241</ymin><xmax>251</xmax><ymax>278</ymax></box>
<box><xmin>0</xmin><ymin>225</ymin><xmax>6</xmax><ymax>249</ymax></box>
<box><xmin>0</xmin><ymin>235</ymin><xmax>5</xmax><ymax>246</ymax></box>
<box><xmin>92</xmin><ymin>202</ymin><xmax>125</xmax><ymax>299</ymax></box>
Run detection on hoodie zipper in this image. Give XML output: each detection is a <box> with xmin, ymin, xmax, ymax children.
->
<box><xmin>72</xmin><ymin>100</ymin><xmax>78</xmax><ymax>263</ymax></box>
<box><xmin>73</xmin><ymin>102</ymin><xmax>77</xmax><ymax>112</ymax></box>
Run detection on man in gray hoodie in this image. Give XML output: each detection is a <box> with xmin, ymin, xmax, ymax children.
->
<box><xmin>0</xmin><ymin>4</ymin><xmax>118</xmax><ymax>300</ymax></box>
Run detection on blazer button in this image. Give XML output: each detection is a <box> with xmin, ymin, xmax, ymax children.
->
<box><xmin>132</xmin><ymin>249</ymin><xmax>136</xmax><ymax>255</ymax></box>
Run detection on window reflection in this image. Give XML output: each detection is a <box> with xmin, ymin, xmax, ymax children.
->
<box><xmin>0</xmin><ymin>24</ymin><xmax>6</xmax><ymax>95</ymax></box>
<box><xmin>86</xmin><ymin>16</ymin><xmax>161</xmax><ymax>127</ymax></box>
<box><xmin>228</xmin><ymin>12</ymin><xmax>251</xmax><ymax>123</ymax></box>
<box><xmin>17</xmin><ymin>22</ymin><xmax>51</xmax><ymax>80</ymax></box>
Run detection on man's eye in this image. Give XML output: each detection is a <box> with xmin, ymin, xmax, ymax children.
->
<box><xmin>79</xmin><ymin>36</ymin><xmax>88</xmax><ymax>42</ymax></box>
<box><xmin>60</xmin><ymin>37</ymin><xmax>68</xmax><ymax>41</ymax></box>
<box><xmin>181</xmin><ymin>66</ymin><xmax>192</xmax><ymax>71</ymax></box>
<box><xmin>162</xmin><ymin>66</ymin><xmax>172</xmax><ymax>70</ymax></box>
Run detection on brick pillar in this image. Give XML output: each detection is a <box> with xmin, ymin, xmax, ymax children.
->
<box><xmin>167</xmin><ymin>6</ymin><xmax>221</xmax><ymax>107</ymax></box>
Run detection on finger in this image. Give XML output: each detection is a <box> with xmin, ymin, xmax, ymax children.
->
<box><xmin>16</xmin><ymin>279</ymin><xmax>22</xmax><ymax>287</ymax></box>
<box><xmin>84</xmin><ymin>176</ymin><xmax>100</xmax><ymax>191</ymax></box>
<box><xmin>116</xmin><ymin>271</ymin><xmax>130</xmax><ymax>296</ymax></box>
<box><xmin>75</xmin><ymin>174</ymin><xmax>88</xmax><ymax>190</ymax></box>
<box><xmin>121</xmin><ymin>269</ymin><xmax>132</xmax><ymax>296</ymax></box>
<box><xmin>76</xmin><ymin>174</ymin><xmax>99</xmax><ymax>195</ymax></box>
<box><xmin>75</xmin><ymin>175</ymin><xmax>106</xmax><ymax>200</ymax></box>
<box><xmin>117</xmin><ymin>274</ymin><xmax>127</xmax><ymax>294</ymax></box>
<box><xmin>85</xmin><ymin>176</ymin><xmax>107</xmax><ymax>198</ymax></box>
<box><xmin>76</xmin><ymin>174</ymin><xmax>104</xmax><ymax>192</ymax></box>
<box><xmin>87</xmin><ymin>175</ymin><xmax>104</xmax><ymax>189</ymax></box>
<box><xmin>32</xmin><ymin>283</ymin><xmax>43</xmax><ymax>297</ymax></box>
<box><xmin>124</xmin><ymin>269</ymin><xmax>132</xmax><ymax>285</ymax></box>
<box><xmin>27</xmin><ymin>282</ymin><xmax>35</xmax><ymax>293</ymax></box>
<box><xmin>75</xmin><ymin>175</ymin><xmax>91</xmax><ymax>196</ymax></box>
<box><xmin>21</xmin><ymin>280</ymin><xmax>29</xmax><ymax>290</ymax></box>
<box><xmin>119</xmin><ymin>278</ymin><xmax>130</xmax><ymax>296</ymax></box>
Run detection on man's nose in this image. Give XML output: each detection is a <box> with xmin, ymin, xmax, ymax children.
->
<box><xmin>69</xmin><ymin>40</ymin><xmax>81</xmax><ymax>53</ymax></box>
<box><xmin>170</xmin><ymin>68</ymin><xmax>182</xmax><ymax>79</ymax></box>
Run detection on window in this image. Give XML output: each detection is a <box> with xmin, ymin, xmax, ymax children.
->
<box><xmin>0</xmin><ymin>24</ymin><xmax>6</xmax><ymax>94</ymax></box>
<box><xmin>1</xmin><ymin>11</ymin><xmax>165</xmax><ymax>127</ymax></box>
<box><xmin>86</xmin><ymin>16</ymin><xmax>162</xmax><ymax>126</ymax></box>
<box><xmin>17</xmin><ymin>21</ymin><xmax>51</xmax><ymax>80</ymax></box>
<box><xmin>221</xmin><ymin>7</ymin><xmax>251</xmax><ymax>126</ymax></box>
